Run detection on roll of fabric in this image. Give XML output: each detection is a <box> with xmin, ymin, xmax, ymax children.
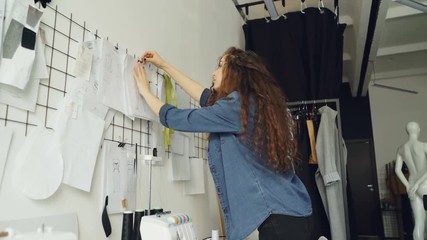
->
<box><xmin>121</xmin><ymin>211</ymin><xmax>133</xmax><ymax>240</ymax></box>
<box><xmin>134</xmin><ymin>210</ymin><xmax>145</xmax><ymax>240</ymax></box>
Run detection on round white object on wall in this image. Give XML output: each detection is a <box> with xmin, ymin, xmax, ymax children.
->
<box><xmin>14</xmin><ymin>126</ymin><xmax>63</xmax><ymax>200</ymax></box>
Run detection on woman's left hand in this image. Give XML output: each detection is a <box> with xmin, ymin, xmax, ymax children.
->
<box><xmin>133</xmin><ymin>62</ymin><xmax>150</xmax><ymax>95</ymax></box>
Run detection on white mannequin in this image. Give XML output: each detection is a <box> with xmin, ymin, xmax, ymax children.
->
<box><xmin>395</xmin><ymin>122</ymin><xmax>427</xmax><ymax>240</ymax></box>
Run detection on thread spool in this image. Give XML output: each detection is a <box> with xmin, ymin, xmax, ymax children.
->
<box><xmin>212</xmin><ymin>229</ymin><xmax>219</xmax><ymax>240</ymax></box>
<box><xmin>121</xmin><ymin>211</ymin><xmax>133</xmax><ymax>240</ymax></box>
<box><xmin>144</xmin><ymin>209</ymin><xmax>156</xmax><ymax>216</ymax></box>
<box><xmin>134</xmin><ymin>210</ymin><xmax>145</xmax><ymax>240</ymax></box>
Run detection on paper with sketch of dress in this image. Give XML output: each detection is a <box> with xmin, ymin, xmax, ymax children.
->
<box><xmin>52</xmin><ymin>88</ymin><xmax>105</xmax><ymax>192</ymax></box>
<box><xmin>0</xmin><ymin>1</ymin><xmax>43</xmax><ymax>89</ymax></box>
<box><xmin>78</xmin><ymin>39</ymin><xmax>110</xmax><ymax>120</ymax></box>
<box><xmin>184</xmin><ymin>158</ymin><xmax>206</xmax><ymax>195</ymax></box>
<box><xmin>170</xmin><ymin>133</ymin><xmax>191</xmax><ymax>181</ymax></box>
<box><xmin>101</xmin><ymin>140</ymin><xmax>137</xmax><ymax>214</ymax></box>
<box><xmin>73</xmin><ymin>43</ymin><xmax>93</xmax><ymax>81</ymax></box>
<box><xmin>0</xmin><ymin>127</ymin><xmax>13</xmax><ymax>188</ymax></box>
<box><xmin>123</xmin><ymin>55</ymin><xmax>157</xmax><ymax>121</ymax></box>
<box><xmin>98</xmin><ymin>40</ymin><xmax>129</xmax><ymax>116</ymax></box>
<box><xmin>14</xmin><ymin>126</ymin><xmax>63</xmax><ymax>200</ymax></box>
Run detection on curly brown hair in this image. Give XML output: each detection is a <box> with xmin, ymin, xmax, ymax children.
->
<box><xmin>207</xmin><ymin>47</ymin><xmax>298</xmax><ymax>172</ymax></box>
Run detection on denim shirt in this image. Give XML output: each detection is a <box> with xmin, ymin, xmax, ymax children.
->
<box><xmin>159</xmin><ymin>89</ymin><xmax>312</xmax><ymax>240</ymax></box>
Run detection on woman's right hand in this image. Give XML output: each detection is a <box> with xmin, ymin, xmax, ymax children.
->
<box><xmin>141</xmin><ymin>51</ymin><xmax>166</xmax><ymax>69</ymax></box>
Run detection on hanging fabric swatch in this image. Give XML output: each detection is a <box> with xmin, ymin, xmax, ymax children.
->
<box><xmin>163</xmin><ymin>73</ymin><xmax>176</xmax><ymax>147</ymax></box>
<box><xmin>306</xmin><ymin>119</ymin><xmax>318</xmax><ymax>164</ymax></box>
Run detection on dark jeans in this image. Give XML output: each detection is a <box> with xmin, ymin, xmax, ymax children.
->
<box><xmin>258</xmin><ymin>214</ymin><xmax>312</xmax><ymax>240</ymax></box>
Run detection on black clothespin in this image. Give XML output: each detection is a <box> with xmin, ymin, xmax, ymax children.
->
<box><xmin>34</xmin><ymin>0</ymin><xmax>51</xmax><ymax>8</ymax></box>
<box><xmin>153</xmin><ymin>147</ymin><xmax>158</xmax><ymax>157</ymax></box>
<box><xmin>118</xmin><ymin>142</ymin><xmax>126</xmax><ymax>148</ymax></box>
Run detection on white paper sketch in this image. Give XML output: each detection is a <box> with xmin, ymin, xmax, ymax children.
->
<box><xmin>0</xmin><ymin>127</ymin><xmax>13</xmax><ymax>188</ymax></box>
<box><xmin>123</xmin><ymin>55</ymin><xmax>157</xmax><ymax>121</ymax></box>
<box><xmin>184</xmin><ymin>158</ymin><xmax>206</xmax><ymax>195</ymax></box>
<box><xmin>171</xmin><ymin>133</ymin><xmax>191</xmax><ymax>181</ymax></box>
<box><xmin>0</xmin><ymin>78</ymin><xmax>40</xmax><ymax>112</ymax></box>
<box><xmin>98</xmin><ymin>40</ymin><xmax>128</xmax><ymax>116</ymax></box>
<box><xmin>171</xmin><ymin>133</ymin><xmax>185</xmax><ymax>155</ymax></box>
<box><xmin>73</xmin><ymin>43</ymin><xmax>93</xmax><ymax>81</ymax></box>
<box><xmin>101</xmin><ymin>141</ymin><xmax>137</xmax><ymax>214</ymax></box>
<box><xmin>79</xmin><ymin>39</ymin><xmax>110</xmax><ymax>120</ymax></box>
<box><xmin>52</xmin><ymin>87</ymin><xmax>105</xmax><ymax>192</ymax></box>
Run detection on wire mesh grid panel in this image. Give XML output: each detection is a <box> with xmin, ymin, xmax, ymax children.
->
<box><xmin>0</xmin><ymin>4</ymin><xmax>207</xmax><ymax>158</ymax></box>
<box><xmin>382</xmin><ymin>210</ymin><xmax>399</xmax><ymax>238</ymax></box>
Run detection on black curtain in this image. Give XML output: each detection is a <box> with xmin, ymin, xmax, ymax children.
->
<box><xmin>243</xmin><ymin>8</ymin><xmax>346</xmax><ymax>101</ymax></box>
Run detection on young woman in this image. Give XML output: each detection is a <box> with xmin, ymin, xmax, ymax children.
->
<box><xmin>133</xmin><ymin>47</ymin><xmax>312</xmax><ymax>240</ymax></box>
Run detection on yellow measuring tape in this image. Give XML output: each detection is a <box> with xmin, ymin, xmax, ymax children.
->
<box><xmin>163</xmin><ymin>73</ymin><xmax>176</xmax><ymax>147</ymax></box>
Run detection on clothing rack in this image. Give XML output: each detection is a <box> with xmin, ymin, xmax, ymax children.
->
<box><xmin>288</xmin><ymin>98</ymin><xmax>350</xmax><ymax>240</ymax></box>
<box><xmin>233</xmin><ymin>0</ymin><xmax>340</xmax><ymax>21</ymax></box>
<box><xmin>288</xmin><ymin>98</ymin><xmax>343</xmax><ymax>147</ymax></box>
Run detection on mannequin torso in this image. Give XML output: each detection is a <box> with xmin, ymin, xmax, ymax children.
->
<box><xmin>395</xmin><ymin>122</ymin><xmax>427</xmax><ymax>240</ymax></box>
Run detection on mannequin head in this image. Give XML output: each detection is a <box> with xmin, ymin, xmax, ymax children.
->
<box><xmin>406</xmin><ymin>121</ymin><xmax>421</xmax><ymax>137</ymax></box>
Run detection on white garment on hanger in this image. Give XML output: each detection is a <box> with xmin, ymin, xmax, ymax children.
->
<box><xmin>315</xmin><ymin>105</ymin><xmax>347</xmax><ymax>240</ymax></box>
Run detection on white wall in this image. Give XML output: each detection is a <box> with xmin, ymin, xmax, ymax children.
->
<box><xmin>0</xmin><ymin>0</ymin><xmax>245</xmax><ymax>239</ymax></box>
<box><xmin>369</xmin><ymin>75</ymin><xmax>427</xmax><ymax>200</ymax></box>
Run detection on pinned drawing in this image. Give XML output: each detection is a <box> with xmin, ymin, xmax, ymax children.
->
<box><xmin>101</xmin><ymin>140</ymin><xmax>137</xmax><ymax>214</ymax></box>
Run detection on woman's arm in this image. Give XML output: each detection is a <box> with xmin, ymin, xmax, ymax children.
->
<box><xmin>142</xmin><ymin>51</ymin><xmax>205</xmax><ymax>102</ymax></box>
<box><xmin>133</xmin><ymin>63</ymin><xmax>163</xmax><ymax>116</ymax></box>
<box><xmin>133</xmin><ymin>62</ymin><xmax>239</xmax><ymax>133</ymax></box>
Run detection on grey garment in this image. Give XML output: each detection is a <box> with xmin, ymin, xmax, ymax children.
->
<box><xmin>315</xmin><ymin>106</ymin><xmax>347</xmax><ymax>240</ymax></box>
